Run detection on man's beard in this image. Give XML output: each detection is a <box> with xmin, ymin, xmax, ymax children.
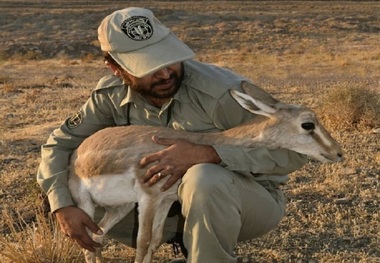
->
<box><xmin>129</xmin><ymin>69</ymin><xmax>184</xmax><ymax>99</ymax></box>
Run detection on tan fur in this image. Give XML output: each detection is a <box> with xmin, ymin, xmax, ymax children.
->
<box><xmin>72</xmin><ymin>119</ymin><xmax>269</xmax><ymax>179</ymax></box>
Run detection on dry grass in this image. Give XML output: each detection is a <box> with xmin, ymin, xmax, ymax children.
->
<box><xmin>318</xmin><ymin>85</ymin><xmax>380</xmax><ymax>131</ymax></box>
<box><xmin>0</xmin><ymin>207</ymin><xmax>82</xmax><ymax>263</ymax></box>
<box><xmin>1</xmin><ymin>1</ymin><xmax>379</xmax><ymax>262</ymax></box>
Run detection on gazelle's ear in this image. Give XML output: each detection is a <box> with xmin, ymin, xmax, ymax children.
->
<box><xmin>240</xmin><ymin>81</ymin><xmax>278</xmax><ymax>105</ymax></box>
<box><xmin>230</xmin><ymin>89</ymin><xmax>277</xmax><ymax>117</ymax></box>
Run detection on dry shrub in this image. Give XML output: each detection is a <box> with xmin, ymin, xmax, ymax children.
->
<box><xmin>0</xmin><ymin>207</ymin><xmax>82</xmax><ymax>263</ymax></box>
<box><xmin>80</xmin><ymin>53</ymin><xmax>97</xmax><ymax>63</ymax></box>
<box><xmin>318</xmin><ymin>85</ymin><xmax>380</xmax><ymax>131</ymax></box>
<box><xmin>0</xmin><ymin>83</ymin><xmax>19</xmax><ymax>94</ymax></box>
<box><xmin>9</xmin><ymin>51</ymin><xmax>43</xmax><ymax>61</ymax></box>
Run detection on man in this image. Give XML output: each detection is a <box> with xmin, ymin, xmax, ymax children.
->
<box><xmin>37</xmin><ymin>7</ymin><xmax>306</xmax><ymax>263</ymax></box>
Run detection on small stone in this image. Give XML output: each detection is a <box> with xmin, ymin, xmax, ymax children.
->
<box><xmin>335</xmin><ymin>198</ymin><xmax>351</xmax><ymax>204</ymax></box>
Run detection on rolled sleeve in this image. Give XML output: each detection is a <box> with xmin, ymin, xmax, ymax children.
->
<box><xmin>44</xmin><ymin>171</ymin><xmax>75</xmax><ymax>212</ymax></box>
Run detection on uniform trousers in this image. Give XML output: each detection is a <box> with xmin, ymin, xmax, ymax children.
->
<box><xmin>95</xmin><ymin>163</ymin><xmax>286</xmax><ymax>263</ymax></box>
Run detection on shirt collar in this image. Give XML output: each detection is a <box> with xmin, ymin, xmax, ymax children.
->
<box><xmin>120</xmin><ymin>85</ymin><xmax>137</xmax><ymax>107</ymax></box>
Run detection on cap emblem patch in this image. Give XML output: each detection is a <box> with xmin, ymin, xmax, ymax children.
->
<box><xmin>121</xmin><ymin>16</ymin><xmax>153</xmax><ymax>41</ymax></box>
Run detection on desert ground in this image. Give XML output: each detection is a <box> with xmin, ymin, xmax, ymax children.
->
<box><xmin>0</xmin><ymin>1</ymin><xmax>379</xmax><ymax>262</ymax></box>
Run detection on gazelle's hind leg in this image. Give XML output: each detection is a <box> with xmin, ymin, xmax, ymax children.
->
<box><xmin>82</xmin><ymin>204</ymin><xmax>135</xmax><ymax>263</ymax></box>
<box><xmin>69</xmin><ymin>175</ymin><xmax>99</xmax><ymax>263</ymax></box>
<box><xmin>73</xmin><ymin>192</ymin><xmax>98</xmax><ymax>263</ymax></box>
<box><xmin>95</xmin><ymin>203</ymin><xmax>136</xmax><ymax>243</ymax></box>
<box><xmin>143</xmin><ymin>199</ymin><xmax>176</xmax><ymax>263</ymax></box>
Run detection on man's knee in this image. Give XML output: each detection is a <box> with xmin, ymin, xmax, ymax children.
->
<box><xmin>178</xmin><ymin>163</ymin><xmax>236</xmax><ymax>205</ymax></box>
<box><xmin>180</xmin><ymin>164</ymin><xmax>224</xmax><ymax>193</ymax></box>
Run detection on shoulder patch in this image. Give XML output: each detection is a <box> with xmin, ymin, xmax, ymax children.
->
<box><xmin>66</xmin><ymin>111</ymin><xmax>82</xmax><ymax>129</ymax></box>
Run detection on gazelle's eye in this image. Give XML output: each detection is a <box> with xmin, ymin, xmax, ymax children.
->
<box><xmin>301</xmin><ymin>122</ymin><xmax>315</xmax><ymax>131</ymax></box>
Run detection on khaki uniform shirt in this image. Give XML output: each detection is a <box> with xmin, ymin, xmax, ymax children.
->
<box><xmin>37</xmin><ymin>60</ymin><xmax>306</xmax><ymax>212</ymax></box>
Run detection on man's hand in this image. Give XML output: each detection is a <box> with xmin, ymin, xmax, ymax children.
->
<box><xmin>55</xmin><ymin>206</ymin><xmax>103</xmax><ymax>252</ymax></box>
<box><xmin>139</xmin><ymin>136</ymin><xmax>221</xmax><ymax>191</ymax></box>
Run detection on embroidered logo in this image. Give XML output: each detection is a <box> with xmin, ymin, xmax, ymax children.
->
<box><xmin>67</xmin><ymin>111</ymin><xmax>82</xmax><ymax>128</ymax></box>
<box><xmin>121</xmin><ymin>16</ymin><xmax>154</xmax><ymax>41</ymax></box>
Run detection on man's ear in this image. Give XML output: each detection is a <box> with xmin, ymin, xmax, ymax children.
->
<box><xmin>105</xmin><ymin>60</ymin><xmax>121</xmax><ymax>77</ymax></box>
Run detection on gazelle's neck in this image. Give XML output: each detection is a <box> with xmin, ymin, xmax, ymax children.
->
<box><xmin>185</xmin><ymin>117</ymin><xmax>271</xmax><ymax>147</ymax></box>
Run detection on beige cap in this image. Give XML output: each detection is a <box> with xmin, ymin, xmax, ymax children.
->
<box><xmin>98</xmin><ymin>7</ymin><xmax>195</xmax><ymax>78</ymax></box>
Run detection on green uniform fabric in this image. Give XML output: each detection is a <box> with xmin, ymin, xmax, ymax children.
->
<box><xmin>37</xmin><ymin>59</ymin><xmax>306</xmax><ymax>213</ymax></box>
<box><xmin>179</xmin><ymin>164</ymin><xmax>286</xmax><ymax>263</ymax></box>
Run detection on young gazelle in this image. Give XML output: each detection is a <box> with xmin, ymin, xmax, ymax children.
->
<box><xmin>68</xmin><ymin>82</ymin><xmax>343</xmax><ymax>263</ymax></box>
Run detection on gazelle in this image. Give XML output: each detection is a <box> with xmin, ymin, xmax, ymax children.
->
<box><xmin>68</xmin><ymin>82</ymin><xmax>343</xmax><ymax>263</ymax></box>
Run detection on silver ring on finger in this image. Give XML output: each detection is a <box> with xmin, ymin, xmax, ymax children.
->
<box><xmin>157</xmin><ymin>172</ymin><xmax>163</xmax><ymax>178</ymax></box>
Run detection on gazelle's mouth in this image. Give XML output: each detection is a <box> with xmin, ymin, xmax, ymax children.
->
<box><xmin>320</xmin><ymin>153</ymin><xmax>343</xmax><ymax>163</ymax></box>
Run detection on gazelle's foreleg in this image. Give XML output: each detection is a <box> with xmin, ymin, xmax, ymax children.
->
<box><xmin>135</xmin><ymin>195</ymin><xmax>155</xmax><ymax>263</ymax></box>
